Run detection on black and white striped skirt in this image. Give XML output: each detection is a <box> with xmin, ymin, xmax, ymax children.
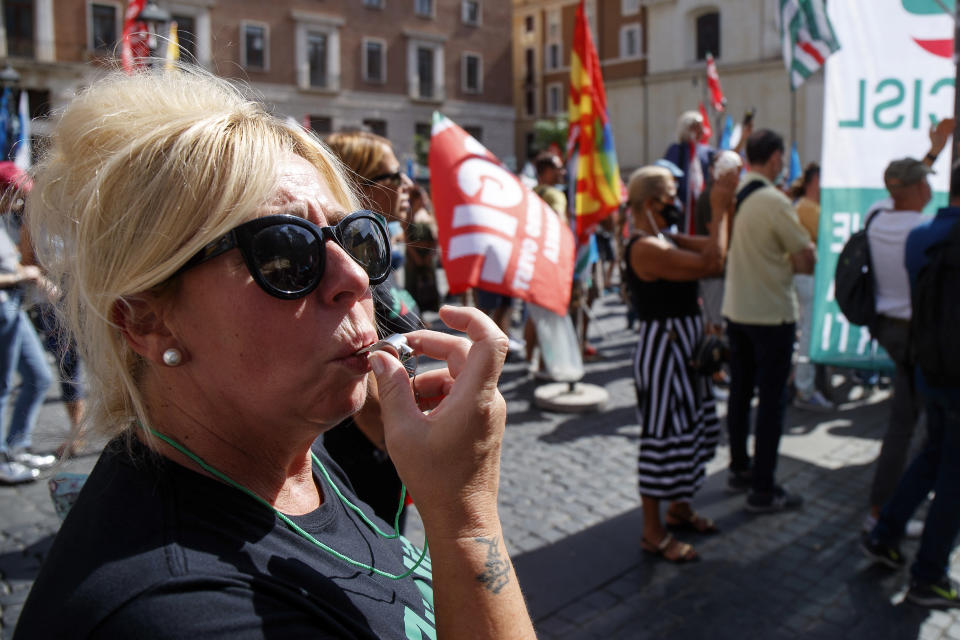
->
<box><xmin>633</xmin><ymin>314</ymin><xmax>720</xmax><ymax>500</ymax></box>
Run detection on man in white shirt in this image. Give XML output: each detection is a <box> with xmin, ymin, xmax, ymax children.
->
<box><xmin>864</xmin><ymin>157</ymin><xmax>931</xmax><ymax>529</ymax></box>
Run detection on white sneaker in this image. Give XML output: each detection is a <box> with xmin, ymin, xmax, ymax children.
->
<box><xmin>862</xmin><ymin>513</ymin><xmax>924</xmax><ymax>539</ymax></box>
<box><xmin>13</xmin><ymin>451</ymin><xmax>57</xmax><ymax>469</ymax></box>
<box><xmin>793</xmin><ymin>390</ymin><xmax>835</xmax><ymax>412</ymax></box>
<box><xmin>0</xmin><ymin>460</ymin><xmax>40</xmax><ymax>484</ymax></box>
<box><xmin>906</xmin><ymin>519</ymin><xmax>925</xmax><ymax>539</ymax></box>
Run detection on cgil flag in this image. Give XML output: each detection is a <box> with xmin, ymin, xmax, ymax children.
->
<box><xmin>428</xmin><ymin>112</ymin><xmax>576</xmax><ymax>316</ymax></box>
<box><xmin>705</xmin><ymin>53</ymin><xmax>725</xmax><ymax>111</ymax></box>
<box><xmin>121</xmin><ymin>0</ymin><xmax>149</xmax><ymax>74</ymax></box>
<box><xmin>779</xmin><ymin>0</ymin><xmax>840</xmax><ymax>90</ymax></box>
<box><xmin>567</xmin><ymin>0</ymin><xmax>623</xmax><ymax>242</ymax></box>
<box><xmin>698</xmin><ymin>102</ymin><xmax>713</xmax><ymax>144</ymax></box>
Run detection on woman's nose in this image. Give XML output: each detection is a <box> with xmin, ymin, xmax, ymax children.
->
<box><xmin>316</xmin><ymin>240</ymin><xmax>371</xmax><ymax>306</ymax></box>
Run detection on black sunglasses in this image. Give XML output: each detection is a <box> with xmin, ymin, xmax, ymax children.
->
<box><xmin>368</xmin><ymin>170</ymin><xmax>404</xmax><ymax>185</ymax></box>
<box><xmin>176</xmin><ymin>210</ymin><xmax>391</xmax><ymax>300</ymax></box>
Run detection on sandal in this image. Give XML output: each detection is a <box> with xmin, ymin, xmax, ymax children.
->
<box><xmin>665</xmin><ymin>508</ymin><xmax>719</xmax><ymax>535</ymax></box>
<box><xmin>641</xmin><ymin>533</ymin><xmax>699</xmax><ymax>563</ymax></box>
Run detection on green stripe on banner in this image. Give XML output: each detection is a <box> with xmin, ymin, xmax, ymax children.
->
<box><xmin>810</xmin><ymin>187</ymin><xmax>945</xmax><ymax>370</ymax></box>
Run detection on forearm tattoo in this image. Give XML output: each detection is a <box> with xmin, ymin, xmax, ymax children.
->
<box><xmin>474</xmin><ymin>536</ymin><xmax>511</xmax><ymax>594</ymax></box>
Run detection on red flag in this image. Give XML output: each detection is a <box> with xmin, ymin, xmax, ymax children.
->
<box><xmin>698</xmin><ymin>102</ymin><xmax>713</xmax><ymax>144</ymax></box>
<box><xmin>428</xmin><ymin>112</ymin><xmax>576</xmax><ymax>315</ymax></box>
<box><xmin>705</xmin><ymin>53</ymin><xmax>725</xmax><ymax>112</ymax></box>
<box><xmin>121</xmin><ymin>0</ymin><xmax>149</xmax><ymax>74</ymax></box>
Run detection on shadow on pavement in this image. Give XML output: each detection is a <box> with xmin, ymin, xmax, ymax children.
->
<box><xmin>514</xmin><ymin>452</ymin><xmax>932</xmax><ymax>639</ymax></box>
<box><xmin>538</xmin><ymin>406</ymin><xmax>637</xmax><ymax>444</ymax></box>
<box><xmin>0</xmin><ymin>534</ymin><xmax>55</xmax><ymax>580</ymax></box>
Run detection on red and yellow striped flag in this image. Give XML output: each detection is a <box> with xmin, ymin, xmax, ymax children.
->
<box><xmin>567</xmin><ymin>0</ymin><xmax>623</xmax><ymax>240</ymax></box>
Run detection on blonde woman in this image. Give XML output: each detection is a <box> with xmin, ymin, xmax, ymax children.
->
<box><xmin>625</xmin><ymin>163</ymin><xmax>738</xmax><ymax>562</ymax></box>
<box><xmin>323</xmin><ymin>132</ymin><xmax>422</xmax><ymax>532</ymax></box>
<box><xmin>15</xmin><ymin>69</ymin><xmax>534</xmax><ymax>639</ymax></box>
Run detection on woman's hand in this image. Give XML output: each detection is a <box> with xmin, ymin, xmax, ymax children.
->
<box><xmin>710</xmin><ymin>162</ymin><xmax>740</xmax><ymax>222</ymax></box>
<box><xmin>369</xmin><ymin>305</ymin><xmax>508</xmax><ymax>539</ymax></box>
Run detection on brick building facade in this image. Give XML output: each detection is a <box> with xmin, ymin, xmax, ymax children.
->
<box><xmin>1</xmin><ymin>0</ymin><xmax>515</xmax><ymax>169</ymax></box>
<box><xmin>512</xmin><ymin>0</ymin><xmax>646</xmax><ymax>163</ymax></box>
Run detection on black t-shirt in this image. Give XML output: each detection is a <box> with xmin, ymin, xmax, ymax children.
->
<box><xmin>14</xmin><ymin>437</ymin><xmax>435</xmax><ymax>639</ymax></box>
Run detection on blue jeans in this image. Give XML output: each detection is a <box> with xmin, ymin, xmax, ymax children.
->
<box><xmin>30</xmin><ymin>303</ymin><xmax>84</xmax><ymax>402</ymax></box>
<box><xmin>725</xmin><ymin>320</ymin><xmax>796</xmax><ymax>494</ymax></box>
<box><xmin>0</xmin><ymin>292</ymin><xmax>53</xmax><ymax>455</ymax></box>
<box><xmin>873</xmin><ymin>389</ymin><xmax>960</xmax><ymax>584</ymax></box>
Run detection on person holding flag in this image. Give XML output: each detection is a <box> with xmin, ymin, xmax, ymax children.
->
<box><xmin>663</xmin><ymin>111</ymin><xmax>714</xmax><ymax>236</ymax></box>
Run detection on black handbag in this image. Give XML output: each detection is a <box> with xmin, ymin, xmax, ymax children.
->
<box><xmin>689</xmin><ymin>334</ymin><xmax>729</xmax><ymax>376</ymax></box>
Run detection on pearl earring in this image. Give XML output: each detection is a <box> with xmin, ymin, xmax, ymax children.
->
<box><xmin>162</xmin><ymin>348</ymin><xmax>182</xmax><ymax>367</ymax></box>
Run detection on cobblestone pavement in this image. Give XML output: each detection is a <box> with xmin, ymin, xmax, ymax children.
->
<box><xmin>2</xmin><ymin>294</ymin><xmax>959</xmax><ymax>639</ymax></box>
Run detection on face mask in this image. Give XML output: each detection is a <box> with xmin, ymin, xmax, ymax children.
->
<box><xmin>660</xmin><ymin>202</ymin><xmax>683</xmax><ymax>229</ymax></box>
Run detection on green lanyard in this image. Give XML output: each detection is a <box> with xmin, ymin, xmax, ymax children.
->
<box><xmin>147</xmin><ymin>426</ymin><xmax>429</xmax><ymax>580</ymax></box>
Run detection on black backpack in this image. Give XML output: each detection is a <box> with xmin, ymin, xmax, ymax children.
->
<box><xmin>911</xmin><ymin>217</ymin><xmax>960</xmax><ymax>386</ymax></box>
<box><xmin>834</xmin><ymin>210</ymin><xmax>881</xmax><ymax>327</ymax></box>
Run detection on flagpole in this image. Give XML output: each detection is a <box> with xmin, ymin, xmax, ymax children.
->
<box><xmin>790</xmin><ymin>83</ymin><xmax>797</xmax><ymax>161</ymax></box>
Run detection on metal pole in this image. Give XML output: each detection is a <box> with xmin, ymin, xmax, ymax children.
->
<box><xmin>790</xmin><ymin>85</ymin><xmax>798</xmax><ymax>157</ymax></box>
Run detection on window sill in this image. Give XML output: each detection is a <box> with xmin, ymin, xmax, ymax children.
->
<box><xmin>410</xmin><ymin>94</ymin><xmax>445</xmax><ymax>104</ymax></box>
<box><xmin>84</xmin><ymin>50</ymin><xmax>116</xmax><ymax>62</ymax></box>
<box><xmin>298</xmin><ymin>85</ymin><xmax>340</xmax><ymax>95</ymax></box>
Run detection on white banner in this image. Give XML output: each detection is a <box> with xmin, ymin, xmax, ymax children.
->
<box><xmin>811</xmin><ymin>0</ymin><xmax>955</xmax><ymax>369</ymax></box>
<box><xmin>821</xmin><ymin>0</ymin><xmax>954</xmax><ymax>191</ymax></box>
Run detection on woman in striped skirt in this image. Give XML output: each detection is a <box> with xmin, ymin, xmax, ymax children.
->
<box><xmin>624</xmin><ymin>163</ymin><xmax>739</xmax><ymax>562</ymax></box>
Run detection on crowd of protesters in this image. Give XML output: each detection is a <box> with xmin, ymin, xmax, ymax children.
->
<box><xmin>623</xmin><ymin>109</ymin><xmax>960</xmax><ymax>609</ymax></box>
<box><xmin>1</xmin><ymin>75</ymin><xmax>959</xmax><ymax>631</ymax></box>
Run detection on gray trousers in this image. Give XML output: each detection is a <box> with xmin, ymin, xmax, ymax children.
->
<box><xmin>868</xmin><ymin>316</ymin><xmax>923</xmax><ymax>509</ymax></box>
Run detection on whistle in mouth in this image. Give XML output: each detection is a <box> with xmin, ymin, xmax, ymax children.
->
<box><xmin>358</xmin><ymin>334</ymin><xmax>417</xmax><ymax>377</ymax></box>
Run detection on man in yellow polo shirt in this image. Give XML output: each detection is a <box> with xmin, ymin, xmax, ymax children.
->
<box><xmin>722</xmin><ymin>129</ymin><xmax>816</xmax><ymax>513</ymax></box>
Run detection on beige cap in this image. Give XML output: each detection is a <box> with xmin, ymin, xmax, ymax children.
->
<box><xmin>884</xmin><ymin>157</ymin><xmax>933</xmax><ymax>189</ymax></box>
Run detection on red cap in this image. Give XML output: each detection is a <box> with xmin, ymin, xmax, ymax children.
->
<box><xmin>0</xmin><ymin>161</ymin><xmax>32</xmax><ymax>193</ymax></box>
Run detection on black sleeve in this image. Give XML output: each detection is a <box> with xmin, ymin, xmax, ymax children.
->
<box><xmin>91</xmin><ymin>579</ymin><xmax>352</xmax><ymax>640</ymax></box>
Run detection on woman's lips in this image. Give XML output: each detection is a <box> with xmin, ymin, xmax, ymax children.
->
<box><xmin>336</xmin><ymin>350</ymin><xmax>373</xmax><ymax>374</ymax></box>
